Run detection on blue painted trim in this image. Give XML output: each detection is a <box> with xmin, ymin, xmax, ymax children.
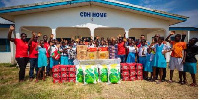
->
<box><xmin>169</xmin><ymin>27</ymin><xmax>198</xmax><ymax>31</ymax></box>
<box><xmin>0</xmin><ymin>24</ymin><xmax>14</xmax><ymax>28</ymax></box>
<box><xmin>0</xmin><ymin>0</ymin><xmax>187</xmax><ymax>21</ymax></box>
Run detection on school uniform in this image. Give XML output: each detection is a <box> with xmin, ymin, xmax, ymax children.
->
<box><xmin>126</xmin><ymin>46</ymin><xmax>136</xmax><ymax>63</ymax></box>
<box><xmin>68</xmin><ymin>47</ymin><xmax>76</xmax><ymax>65</ymax></box>
<box><xmin>59</xmin><ymin>45</ymin><xmax>69</xmax><ymax>65</ymax></box>
<box><xmin>138</xmin><ymin>45</ymin><xmax>148</xmax><ymax>67</ymax></box>
<box><xmin>49</xmin><ymin>45</ymin><xmax>59</xmax><ymax>68</ymax></box>
<box><xmin>152</xmin><ymin>43</ymin><xmax>170</xmax><ymax>68</ymax></box>
<box><xmin>144</xmin><ymin>53</ymin><xmax>154</xmax><ymax>72</ymax></box>
<box><xmin>184</xmin><ymin>44</ymin><xmax>198</xmax><ymax>74</ymax></box>
<box><xmin>38</xmin><ymin>47</ymin><xmax>47</xmax><ymax>68</ymax></box>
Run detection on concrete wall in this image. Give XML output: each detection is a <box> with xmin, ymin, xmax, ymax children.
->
<box><xmin>0</xmin><ymin>28</ymin><xmax>13</xmax><ymax>63</ymax></box>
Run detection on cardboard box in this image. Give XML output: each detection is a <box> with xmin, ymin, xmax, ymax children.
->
<box><xmin>88</xmin><ymin>47</ymin><xmax>97</xmax><ymax>52</ymax></box>
<box><xmin>52</xmin><ymin>65</ymin><xmax>60</xmax><ymax>73</ymax></box>
<box><xmin>77</xmin><ymin>50</ymin><xmax>87</xmax><ymax>55</ymax></box>
<box><xmin>121</xmin><ymin>63</ymin><xmax>129</xmax><ymax>70</ymax></box>
<box><xmin>60</xmin><ymin>65</ymin><xmax>67</xmax><ymax>72</ymax></box>
<box><xmin>122</xmin><ymin>75</ymin><xmax>130</xmax><ymax>81</ymax></box>
<box><xmin>53</xmin><ymin>78</ymin><xmax>61</xmax><ymax>83</ymax></box>
<box><xmin>130</xmin><ymin>70</ymin><xmax>136</xmax><ymax>76</ymax></box>
<box><xmin>121</xmin><ymin>70</ymin><xmax>130</xmax><ymax>76</ymax></box>
<box><xmin>61</xmin><ymin>72</ymin><xmax>68</xmax><ymax>78</ymax></box>
<box><xmin>130</xmin><ymin>76</ymin><xmax>137</xmax><ymax>81</ymax></box>
<box><xmin>77</xmin><ymin>45</ymin><xmax>88</xmax><ymax>51</ymax></box>
<box><xmin>98</xmin><ymin>47</ymin><xmax>108</xmax><ymax>51</ymax></box>
<box><xmin>129</xmin><ymin>63</ymin><xmax>136</xmax><ymax>70</ymax></box>
<box><xmin>98</xmin><ymin>51</ymin><xmax>109</xmax><ymax>59</ymax></box>
<box><xmin>77</xmin><ymin>54</ymin><xmax>87</xmax><ymax>60</ymax></box>
<box><xmin>137</xmin><ymin>75</ymin><xmax>143</xmax><ymax>80</ymax></box>
<box><xmin>53</xmin><ymin>72</ymin><xmax>61</xmax><ymax>78</ymax></box>
<box><xmin>87</xmin><ymin>51</ymin><xmax>98</xmax><ymax>60</ymax></box>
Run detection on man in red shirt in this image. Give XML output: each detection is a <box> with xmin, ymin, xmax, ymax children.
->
<box><xmin>118</xmin><ymin>33</ymin><xmax>126</xmax><ymax>63</ymax></box>
<box><xmin>43</xmin><ymin>35</ymin><xmax>51</xmax><ymax>76</ymax></box>
<box><xmin>8</xmin><ymin>25</ymin><xmax>31</xmax><ymax>82</ymax></box>
<box><xmin>28</xmin><ymin>34</ymin><xmax>38</xmax><ymax>81</ymax></box>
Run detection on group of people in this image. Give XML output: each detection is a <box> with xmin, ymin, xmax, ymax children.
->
<box><xmin>8</xmin><ymin>25</ymin><xmax>198</xmax><ymax>86</ymax></box>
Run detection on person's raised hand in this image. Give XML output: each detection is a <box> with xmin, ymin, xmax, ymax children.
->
<box><xmin>37</xmin><ymin>32</ymin><xmax>41</xmax><ymax>37</ymax></box>
<box><xmin>50</xmin><ymin>34</ymin><xmax>53</xmax><ymax>38</ymax></box>
<box><xmin>170</xmin><ymin>31</ymin><xmax>175</xmax><ymax>35</ymax></box>
<box><xmin>9</xmin><ymin>25</ymin><xmax>15</xmax><ymax>31</ymax></box>
<box><xmin>32</xmin><ymin>32</ymin><xmax>36</xmax><ymax>36</ymax></box>
<box><xmin>182</xmin><ymin>32</ymin><xmax>186</xmax><ymax>35</ymax></box>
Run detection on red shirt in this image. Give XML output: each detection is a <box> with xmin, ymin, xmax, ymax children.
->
<box><xmin>29</xmin><ymin>41</ymin><xmax>38</xmax><ymax>58</ymax></box>
<box><xmin>118</xmin><ymin>42</ymin><xmax>126</xmax><ymax>55</ymax></box>
<box><xmin>14</xmin><ymin>39</ymin><xmax>29</xmax><ymax>58</ymax></box>
<box><xmin>137</xmin><ymin>43</ymin><xmax>141</xmax><ymax>48</ymax></box>
<box><xmin>44</xmin><ymin>42</ymin><xmax>50</xmax><ymax>58</ymax></box>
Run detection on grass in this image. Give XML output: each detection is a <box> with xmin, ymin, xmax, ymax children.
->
<box><xmin>0</xmin><ymin>63</ymin><xmax>198</xmax><ymax>99</ymax></box>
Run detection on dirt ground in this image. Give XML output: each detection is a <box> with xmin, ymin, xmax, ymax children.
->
<box><xmin>0</xmin><ymin>63</ymin><xmax>198</xmax><ymax>99</ymax></box>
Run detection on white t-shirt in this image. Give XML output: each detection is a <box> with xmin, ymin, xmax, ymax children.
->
<box><xmin>138</xmin><ymin>45</ymin><xmax>148</xmax><ymax>57</ymax></box>
<box><xmin>126</xmin><ymin>46</ymin><xmax>136</xmax><ymax>53</ymax></box>
<box><xmin>49</xmin><ymin>45</ymin><xmax>58</xmax><ymax>56</ymax></box>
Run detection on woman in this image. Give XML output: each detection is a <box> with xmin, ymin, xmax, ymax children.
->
<box><xmin>8</xmin><ymin>25</ymin><xmax>30</xmax><ymax>82</ymax></box>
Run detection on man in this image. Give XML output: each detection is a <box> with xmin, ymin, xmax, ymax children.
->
<box><xmin>118</xmin><ymin>33</ymin><xmax>126</xmax><ymax>63</ymax></box>
<box><xmin>43</xmin><ymin>35</ymin><xmax>51</xmax><ymax>76</ymax></box>
<box><xmin>28</xmin><ymin>34</ymin><xmax>38</xmax><ymax>81</ymax></box>
<box><xmin>165</xmin><ymin>31</ymin><xmax>187</xmax><ymax>84</ymax></box>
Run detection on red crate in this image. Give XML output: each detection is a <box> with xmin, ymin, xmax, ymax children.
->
<box><xmin>137</xmin><ymin>75</ymin><xmax>143</xmax><ymax>80</ymax></box>
<box><xmin>136</xmin><ymin>63</ymin><xmax>143</xmax><ymax>70</ymax></box>
<box><xmin>60</xmin><ymin>65</ymin><xmax>67</xmax><ymax>72</ymax></box>
<box><xmin>68</xmin><ymin>72</ymin><xmax>76</xmax><ymax>77</ymax></box>
<box><xmin>53</xmin><ymin>78</ymin><xmax>61</xmax><ymax>83</ymax></box>
<box><xmin>120</xmin><ymin>63</ymin><xmax>129</xmax><ymax>70</ymax></box>
<box><xmin>130</xmin><ymin>76</ymin><xmax>137</xmax><ymax>81</ymax></box>
<box><xmin>129</xmin><ymin>63</ymin><xmax>136</xmax><ymax>70</ymax></box>
<box><xmin>121</xmin><ymin>70</ymin><xmax>129</xmax><ymax>76</ymax></box>
<box><xmin>68</xmin><ymin>67</ymin><xmax>76</xmax><ymax>72</ymax></box>
<box><xmin>122</xmin><ymin>75</ymin><xmax>130</xmax><ymax>81</ymax></box>
<box><xmin>137</xmin><ymin>70</ymin><xmax>143</xmax><ymax>76</ymax></box>
<box><xmin>53</xmin><ymin>72</ymin><xmax>61</xmax><ymax>78</ymax></box>
<box><xmin>52</xmin><ymin>65</ymin><xmax>60</xmax><ymax>73</ymax></box>
<box><xmin>61</xmin><ymin>72</ymin><xmax>68</xmax><ymax>78</ymax></box>
<box><xmin>130</xmin><ymin>70</ymin><xmax>136</xmax><ymax>76</ymax></box>
<box><xmin>68</xmin><ymin>78</ymin><xmax>76</xmax><ymax>82</ymax></box>
<box><xmin>61</xmin><ymin>78</ymin><xmax>68</xmax><ymax>83</ymax></box>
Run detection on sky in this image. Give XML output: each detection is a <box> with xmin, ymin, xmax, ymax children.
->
<box><xmin>0</xmin><ymin>0</ymin><xmax>198</xmax><ymax>27</ymax></box>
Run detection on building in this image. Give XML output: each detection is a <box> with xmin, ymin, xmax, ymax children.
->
<box><xmin>0</xmin><ymin>0</ymin><xmax>192</xmax><ymax>63</ymax></box>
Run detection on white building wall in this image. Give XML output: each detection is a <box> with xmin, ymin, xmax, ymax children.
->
<box><xmin>0</xmin><ymin>28</ymin><xmax>13</xmax><ymax>63</ymax></box>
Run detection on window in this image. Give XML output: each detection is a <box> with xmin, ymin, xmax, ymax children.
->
<box><xmin>0</xmin><ymin>39</ymin><xmax>11</xmax><ymax>52</ymax></box>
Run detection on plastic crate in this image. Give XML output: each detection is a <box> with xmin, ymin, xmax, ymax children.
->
<box><xmin>53</xmin><ymin>72</ymin><xmax>61</xmax><ymax>78</ymax></box>
<box><xmin>121</xmin><ymin>70</ymin><xmax>130</xmax><ymax>76</ymax></box>
<box><xmin>61</xmin><ymin>72</ymin><xmax>68</xmax><ymax>78</ymax></box>
<box><xmin>53</xmin><ymin>78</ymin><xmax>61</xmax><ymax>83</ymax></box>
<box><xmin>60</xmin><ymin>65</ymin><xmax>67</xmax><ymax>72</ymax></box>
<box><xmin>122</xmin><ymin>75</ymin><xmax>130</xmax><ymax>81</ymax></box>
<box><xmin>120</xmin><ymin>63</ymin><xmax>129</xmax><ymax>70</ymax></box>
<box><xmin>68</xmin><ymin>72</ymin><xmax>76</xmax><ymax>78</ymax></box>
<box><xmin>130</xmin><ymin>76</ymin><xmax>137</xmax><ymax>81</ymax></box>
<box><xmin>52</xmin><ymin>65</ymin><xmax>60</xmax><ymax>73</ymax></box>
<box><xmin>136</xmin><ymin>63</ymin><xmax>143</xmax><ymax>70</ymax></box>
<box><xmin>130</xmin><ymin>70</ymin><xmax>136</xmax><ymax>76</ymax></box>
<box><xmin>129</xmin><ymin>63</ymin><xmax>136</xmax><ymax>70</ymax></box>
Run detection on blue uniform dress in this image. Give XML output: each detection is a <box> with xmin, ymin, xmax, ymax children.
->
<box><xmin>60</xmin><ymin>45</ymin><xmax>69</xmax><ymax>65</ymax></box>
<box><xmin>144</xmin><ymin>53</ymin><xmax>153</xmax><ymax>72</ymax></box>
<box><xmin>152</xmin><ymin>44</ymin><xmax>166</xmax><ymax>68</ymax></box>
<box><xmin>138</xmin><ymin>46</ymin><xmax>148</xmax><ymax>68</ymax></box>
<box><xmin>126</xmin><ymin>46</ymin><xmax>136</xmax><ymax>63</ymax></box>
<box><xmin>38</xmin><ymin>47</ymin><xmax>47</xmax><ymax>68</ymax></box>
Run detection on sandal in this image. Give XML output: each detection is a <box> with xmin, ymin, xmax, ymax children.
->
<box><xmin>190</xmin><ymin>83</ymin><xmax>198</xmax><ymax>87</ymax></box>
<box><xmin>168</xmin><ymin>80</ymin><xmax>173</xmax><ymax>83</ymax></box>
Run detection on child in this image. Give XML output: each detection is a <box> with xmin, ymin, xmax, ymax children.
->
<box><xmin>183</xmin><ymin>38</ymin><xmax>198</xmax><ymax>86</ymax></box>
<box><xmin>36</xmin><ymin>40</ymin><xmax>47</xmax><ymax>82</ymax></box>
<box><xmin>138</xmin><ymin>39</ymin><xmax>148</xmax><ymax>79</ymax></box>
<box><xmin>48</xmin><ymin>39</ymin><xmax>60</xmax><ymax>76</ymax></box>
<box><xmin>144</xmin><ymin>48</ymin><xmax>154</xmax><ymax>81</ymax></box>
<box><xmin>165</xmin><ymin>31</ymin><xmax>187</xmax><ymax>84</ymax></box>
<box><xmin>59</xmin><ymin>41</ymin><xmax>69</xmax><ymax>65</ymax></box>
<box><xmin>68</xmin><ymin>44</ymin><xmax>76</xmax><ymax>65</ymax></box>
<box><xmin>126</xmin><ymin>42</ymin><xmax>137</xmax><ymax>63</ymax></box>
<box><xmin>152</xmin><ymin>37</ymin><xmax>170</xmax><ymax>84</ymax></box>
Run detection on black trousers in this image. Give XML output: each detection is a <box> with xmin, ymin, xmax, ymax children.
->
<box><xmin>16</xmin><ymin>57</ymin><xmax>29</xmax><ymax>81</ymax></box>
<box><xmin>156</xmin><ymin>68</ymin><xmax>166</xmax><ymax>80</ymax></box>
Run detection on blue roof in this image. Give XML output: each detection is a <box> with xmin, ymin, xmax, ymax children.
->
<box><xmin>169</xmin><ymin>27</ymin><xmax>198</xmax><ymax>31</ymax></box>
<box><xmin>0</xmin><ymin>24</ymin><xmax>14</xmax><ymax>28</ymax></box>
<box><xmin>0</xmin><ymin>0</ymin><xmax>188</xmax><ymax>21</ymax></box>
